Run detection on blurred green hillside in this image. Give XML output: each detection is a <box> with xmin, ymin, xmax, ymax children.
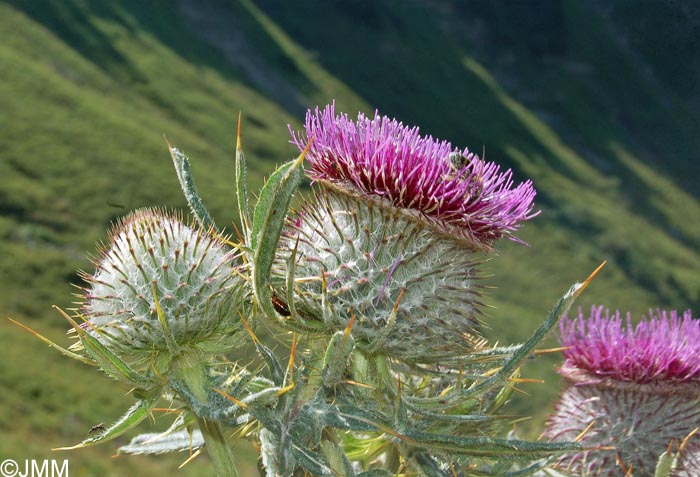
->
<box><xmin>1</xmin><ymin>0</ymin><xmax>698</xmax><ymax>475</ymax></box>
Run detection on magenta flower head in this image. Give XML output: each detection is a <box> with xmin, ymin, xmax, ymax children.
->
<box><xmin>544</xmin><ymin>306</ymin><xmax>700</xmax><ymax>476</ymax></box>
<box><xmin>289</xmin><ymin>102</ymin><xmax>538</xmax><ymax>250</ymax></box>
<box><xmin>271</xmin><ymin>103</ymin><xmax>541</xmax><ymax>363</ymax></box>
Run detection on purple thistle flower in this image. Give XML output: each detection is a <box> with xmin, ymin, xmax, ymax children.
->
<box><xmin>289</xmin><ymin>102</ymin><xmax>538</xmax><ymax>249</ymax></box>
<box><xmin>543</xmin><ymin>305</ymin><xmax>700</xmax><ymax>476</ymax></box>
<box><xmin>558</xmin><ymin>306</ymin><xmax>700</xmax><ymax>384</ymax></box>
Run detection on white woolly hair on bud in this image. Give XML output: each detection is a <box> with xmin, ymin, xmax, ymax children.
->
<box><xmin>79</xmin><ymin>208</ymin><xmax>247</xmax><ymax>361</ymax></box>
<box><xmin>544</xmin><ymin>376</ymin><xmax>700</xmax><ymax>476</ymax></box>
<box><xmin>274</xmin><ymin>187</ymin><xmax>487</xmax><ymax>364</ymax></box>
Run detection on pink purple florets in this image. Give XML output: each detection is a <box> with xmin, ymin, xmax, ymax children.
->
<box><xmin>289</xmin><ymin>102</ymin><xmax>538</xmax><ymax>247</ymax></box>
<box><xmin>558</xmin><ymin>306</ymin><xmax>700</xmax><ymax>383</ymax></box>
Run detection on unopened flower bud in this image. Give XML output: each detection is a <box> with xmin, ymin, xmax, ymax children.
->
<box><xmin>80</xmin><ymin>209</ymin><xmax>246</xmax><ymax>365</ymax></box>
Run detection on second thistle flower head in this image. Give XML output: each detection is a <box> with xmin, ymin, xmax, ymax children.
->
<box><xmin>544</xmin><ymin>306</ymin><xmax>700</xmax><ymax>476</ymax></box>
<box><xmin>290</xmin><ymin>102</ymin><xmax>538</xmax><ymax>249</ymax></box>
<box><xmin>79</xmin><ymin>209</ymin><xmax>247</xmax><ymax>367</ymax></box>
<box><xmin>558</xmin><ymin>306</ymin><xmax>700</xmax><ymax>383</ymax></box>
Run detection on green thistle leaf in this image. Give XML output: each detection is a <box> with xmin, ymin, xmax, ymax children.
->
<box><xmin>654</xmin><ymin>451</ymin><xmax>677</xmax><ymax>477</ymax></box>
<box><xmin>235</xmin><ymin>114</ymin><xmax>251</xmax><ymax>242</ymax></box>
<box><xmin>60</xmin><ymin>309</ymin><xmax>154</xmax><ymax>389</ymax></box>
<box><xmin>167</xmin><ymin>141</ymin><xmax>216</xmax><ymax>231</ymax></box>
<box><xmin>399</xmin><ymin>430</ymin><xmax>584</xmax><ymax>459</ymax></box>
<box><xmin>251</xmin><ymin>151</ymin><xmax>305</xmax><ymax>322</ymax></box>
<box><xmin>55</xmin><ymin>397</ymin><xmax>158</xmax><ymax>450</ymax></box>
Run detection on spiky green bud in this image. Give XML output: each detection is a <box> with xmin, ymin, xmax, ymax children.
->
<box><xmin>275</xmin><ymin>187</ymin><xmax>485</xmax><ymax>364</ymax></box>
<box><xmin>80</xmin><ymin>208</ymin><xmax>246</xmax><ymax>365</ymax></box>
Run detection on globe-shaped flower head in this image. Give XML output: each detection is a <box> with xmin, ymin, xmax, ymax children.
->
<box><xmin>544</xmin><ymin>306</ymin><xmax>700</xmax><ymax>476</ymax></box>
<box><xmin>274</xmin><ymin>104</ymin><xmax>538</xmax><ymax>364</ymax></box>
<box><xmin>290</xmin><ymin>103</ymin><xmax>538</xmax><ymax>249</ymax></box>
<box><xmin>80</xmin><ymin>208</ymin><xmax>246</xmax><ymax>369</ymax></box>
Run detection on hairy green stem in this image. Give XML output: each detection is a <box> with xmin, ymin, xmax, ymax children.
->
<box><xmin>173</xmin><ymin>360</ymin><xmax>239</xmax><ymax>477</ymax></box>
<box><xmin>197</xmin><ymin>416</ymin><xmax>239</xmax><ymax>477</ymax></box>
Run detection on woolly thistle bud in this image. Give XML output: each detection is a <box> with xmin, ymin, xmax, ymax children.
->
<box><xmin>543</xmin><ymin>306</ymin><xmax>700</xmax><ymax>477</ymax></box>
<box><xmin>79</xmin><ymin>209</ymin><xmax>247</xmax><ymax>366</ymax></box>
<box><xmin>274</xmin><ymin>187</ymin><xmax>486</xmax><ymax>364</ymax></box>
<box><xmin>673</xmin><ymin>435</ymin><xmax>700</xmax><ymax>477</ymax></box>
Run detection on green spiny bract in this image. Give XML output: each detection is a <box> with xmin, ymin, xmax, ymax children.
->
<box><xmin>274</xmin><ymin>185</ymin><xmax>486</xmax><ymax>364</ymax></box>
<box><xmin>79</xmin><ymin>208</ymin><xmax>247</xmax><ymax>368</ymax></box>
<box><xmin>545</xmin><ymin>378</ymin><xmax>700</xmax><ymax>476</ymax></box>
<box><xmin>673</xmin><ymin>435</ymin><xmax>700</xmax><ymax>477</ymax></box>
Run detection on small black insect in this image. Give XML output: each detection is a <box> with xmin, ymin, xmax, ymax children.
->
<box><xmin>89</xmin><ymin>423</ymin><xmax>106</xmax><ymax>435</ymax></box>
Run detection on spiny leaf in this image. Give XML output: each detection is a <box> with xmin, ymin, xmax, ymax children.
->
<box><xmin>235</xmin><ymin>113</ymin><xmax>251</xmax><ymax>242</ymax></box>
<box><xmin>463</xmin><ymin>261</ymin><xmax>606</xmax><ymax>399</ymax></box>
<box><xmin>291</xmin><ymin>443</ymin><xmax>333</xmax><ymax>476</ymax></box>
<box><xmin>165</xmin><ymin>137</ymin><xmax>216</xmax><ymax>231</ymax></box>
<box><xmin>7</xmin><ymin>317</ymin><xmax>96</xmax><ymax>366</ymax></box>
<box><xmin>251</xmin><ymin>141</ymin><xmax>309</xmax><ymax>322</ymax></box>
<box><xmin>152</xmin><ymin>283</ymin><xmax>178</xmax><ymax>353</ymax></box>
<box><xmin>54</xmin><ymin>306</ymin><xmax>154</xmax><ymax>388</ymax></box>
<box><xmin>399</xmin><ymin>429</ymin><xmax>584</xmax><ymax>459</ymax></box>
<box><xmin>654</xmin><ymin>449</ymin><xmax>677</xmax><ymax>477</ymax></box>
<box><xmin>55</xmin><ymin>397</ymin><xmax>158</xmax><ymax>450</ymax></box>
<box><xmin>320</xmin><ymin>440</ymin><xmax>355</xmax><ymax>477</ymax></box>
<box><xmin>322</xmin><ymin>328</ymin><xmax>356</xmax><ymax>388</ymax></box>
<box><xmin>119</xmin><ymin>429</ymin><xmax>205</xmax><ymax>455</ymax></box>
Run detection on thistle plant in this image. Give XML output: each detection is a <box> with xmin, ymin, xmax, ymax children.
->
<box><xmin>272</xmin><ymin>103</ymin><xmax>537</xmax><ymax>363</ymax></box>
<box><xmin>15</xmin><ymin>103</ymin><xmax>620</xmax><ymax>477</ymax></box>
<box><xmin>543</xmin><ymin>307</ymin><xmax>700</xmax><ymax>477</ymax></box>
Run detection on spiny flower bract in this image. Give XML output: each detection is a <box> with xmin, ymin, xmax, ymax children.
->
<box><xmin>674</xmin><ymin>435</ymin><xmax>700</xmax><ymax>477</ymax></box>
<box><xmin>289</xmin><ymin>102</ymin><xmax>538</xmax><ymax>248</ymax></box>
<box><xmin>274</xmin><ymin>188</ymin><xmax>486</xmax><ymax>364</ymax></box>
<box><xmin>79</xmin><ymin>208</ymin><xmax>246</xmax><ymax>362</ymax></box>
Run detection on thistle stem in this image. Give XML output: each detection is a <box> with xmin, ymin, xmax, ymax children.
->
<box><xmin>172</xmin><ymin>359</ymin><xmax>239</xmax><ymax>477</ymax></box>
<box><xmin>197</xmin><ymin>416</ymin><xmax>239</xmax><ymax>477</ymax></box>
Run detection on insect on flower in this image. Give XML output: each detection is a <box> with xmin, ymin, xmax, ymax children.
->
<box><xmin>290</xmin><ymin>103</ymin><xmax>538</xmax><ymax>248</ymax></box>
<box><xmin>447</xmin><ymin>151</ymin><xmax>472</xmax><ymax>176</ymax></box>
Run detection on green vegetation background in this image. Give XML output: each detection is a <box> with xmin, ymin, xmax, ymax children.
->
<box><xmin>1</xmin><ymin>1</ymin><xmax>698</xmax><ymax>475</ymax></box>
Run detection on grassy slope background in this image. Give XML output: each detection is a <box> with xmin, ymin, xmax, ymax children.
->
<box><xmin>0</xmin><ymin>0</ymin><xmax>698</xmax><ymax>475</ymax></box>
